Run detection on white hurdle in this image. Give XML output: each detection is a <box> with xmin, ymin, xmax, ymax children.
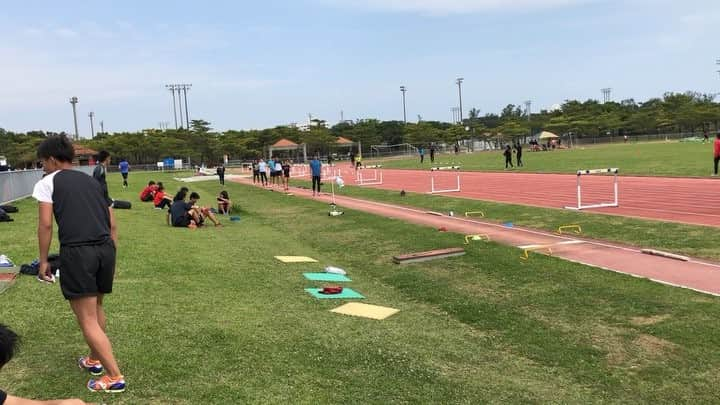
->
<box><xmin>565</xmin><ymin>168</ymin><xmax>619</xmax><ymax>210</ymax></box>
<box><xmin>357</xmin><ymin>165</ymin><xmax>383</xmax><ymax>186</ymax></box>
<box><xmin>429</xmin><ymin>166</ymin><xmax>461</xmax><ymax>194</ymax></box>
<box><xmin>290</xmin><ymin>164</ymin><xmax>309</xmax><ymax>178</ymax></box>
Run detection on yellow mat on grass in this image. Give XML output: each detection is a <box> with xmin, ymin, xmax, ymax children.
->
<box><xmin>331</xmin><ymin>303</ymin><xmax>399</xmax><ymax>320</ymax></box>
<box><xmin>274</xmin><ymin>256</ymin><xmax>318</xmax><ymax>263</ymax></box>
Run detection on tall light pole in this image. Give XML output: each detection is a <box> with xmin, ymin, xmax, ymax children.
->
<box><xmin>88</xmin><ymin>112</ymin><xmax>95</xmax><ymax>139</ymax></box>
<box><xmin>100</xmin><ymin>120</ymin><xmax>104</xmax><ymax>134</ymax></box>
<box><xmin>716</xmin><ymin>58</ymin><xmax>720</xmax><ymax>77</ymax></box>
<box><xmin>181</xmin><ymin>84</ymin><xmax>192</xmax><ymax>129</ymax></box>
<box><xmin>601</xmin><ymin>88</ymin><xmax>612</xmax><ymax>103</ymax></box>
<box><xmin>176</xmin><ymin>86</ymin><xmax>184</xmax><ymax>129</ymax></box>
<box><xmin>456</xmin><ymin>77</ymin><xmax>464</xmax><ymax>124</ymax></box>
<box><xmin>166</xmin><ymin>84</ymin><xmax>178</xmax><ymax>129</ymax></box>
<box><xmin>69</xmin><ymin>97</ymin><xmax>79</xmax><ymax>140</ymax></box>
<box><xmin>400</xmin><ymin>85</ymin><xmax>407</xmax><ymax>124</ymax></box>
<box><xmin>525</xmin><ymin>100</ymin><xmax>532</xmax><ymax>139</ymax></box>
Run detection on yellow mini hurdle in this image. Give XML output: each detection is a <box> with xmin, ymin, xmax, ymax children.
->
<box><xmin>464</xmin><ymin>234</ymin><xmax>490</xmax><ymax>245</ymax></box>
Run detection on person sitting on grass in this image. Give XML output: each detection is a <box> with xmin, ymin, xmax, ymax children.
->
<box><xmin>188</xmin><ymin>192</ymin><xmax>222</xmax><ymax>227</ymax></box>
<box><xmin>139</xmin><ymin>181</ymin><xmax>157</xmax><ymax>202</ymax></box>
<box><xmin>0</xmin><ymin>324</ymin><xmax>92</xmax><ymax>405</ymax></box>
<box><xmin>217</xmin><ymin>191</ymin><xmax>231</xmax><ymax>215</ymax></box>
<box><xmin>169</xmin><ymin>190</ymin><xmax>198</xmax><ymax>228</ymax></box>
<box><xmin>152</xmin><ymin>185</ymin><xmax>173</xmax><ymax>210</ymax></box>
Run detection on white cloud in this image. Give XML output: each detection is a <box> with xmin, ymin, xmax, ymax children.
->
<box><xmin>321</xmin><ymin>0</ymin><xmax>598</xmax><ymax>15</ymax></box>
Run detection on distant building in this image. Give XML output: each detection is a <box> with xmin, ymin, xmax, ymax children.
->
<box><xmin>73</xmin><ymin>144</ymin><xmax>98</xmax><ymax>166</ymax></box>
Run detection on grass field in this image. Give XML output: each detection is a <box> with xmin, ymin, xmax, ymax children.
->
<box><xmin>1</xmin><ymin>173</ymin><xmax>720</xmax><ymax>403</ymax></box>
<box><xmin>374</xmin><ymin>141</ymin><xmax>716</xmax><ymax>177</ymax></box>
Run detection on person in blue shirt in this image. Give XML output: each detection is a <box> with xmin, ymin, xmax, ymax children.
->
<box><xmin>309</xmin><ymin>155</ymin><xmax>322</xmax><ymax>196</ymax></box>
<box><xmin>118</xmin><ymin>158</ymin><xmax>130</xmax><ymax>188</ymax></box>
<box><xmin>418</xmin><ymin>146</ymin><xmax>425</xmax><ymax>163</ymax></box>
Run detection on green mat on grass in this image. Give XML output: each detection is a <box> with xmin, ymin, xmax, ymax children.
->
<box><xmin>303</xmin><ymin>273</ymin><xmax>351</xmax><ymax>282</ymax></box>
<box><xmin>304</xmin><ymin>288</ymin><xmax>365</xmax><ymax>299</ymax></box>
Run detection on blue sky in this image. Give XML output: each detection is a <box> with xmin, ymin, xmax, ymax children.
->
<box><xmin>0</xmin><ymin>0</ymin><xmax>718</xmax><ymax>136</ymax></box>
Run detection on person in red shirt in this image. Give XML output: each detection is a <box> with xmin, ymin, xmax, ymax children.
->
<box><xmin>713</xmin><ymin>132</ymin><xmax>720</xmax><ymax>176</ymax></box>
<box><xmin>153</xmin><ymin>185</ymin><xmax>173</xmax><ymax>210</ymax></box>
<box><xmin>139</xmin><ymin>181</ymin><xmax>157</xmax><ymax>202</ymax></box>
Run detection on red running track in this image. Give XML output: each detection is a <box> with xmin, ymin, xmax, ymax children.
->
<box><xmin>340</xmin><ymin>168</ymin><xmax>720</xmax><ymax>227</ymax></box>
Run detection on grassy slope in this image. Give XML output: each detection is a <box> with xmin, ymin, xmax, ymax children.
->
<box><xmin>0</xmin><ymin>173</ymin><xmax>719</xmax><ymax>403</ymax></box>
<box><xmin>375</xmin><ymin>141</ymin><xmax>716</xmax><ymax>177</ymax></box>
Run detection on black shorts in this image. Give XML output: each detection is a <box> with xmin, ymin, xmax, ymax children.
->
<box><xmin>173</xmin><ymin>214</ymin><xmax>191</xmax><ymax>227</ymax></box>
<box><xmin>59</xmin><ymin>240</ymin><xmax>116</xmax><ymax>300</ymax></box>
<box><xmin>283</xmin><ymin>170</ymin><xmax>290</xmax><ymax>178</ymax></box>
<box><xmin>121</xmin><ymin>173</ymin><xmax>128</xmax><ymax>179</ymax></box>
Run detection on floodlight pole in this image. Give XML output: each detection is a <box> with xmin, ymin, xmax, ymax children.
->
<box><xmin>166</xmin><ymin>85</ymin><xmax>178</xmax><ymax>129</ymax></box>
<box><xmin>456</xmin><ymin>77</ymin><xmax>464</xmax><ymax>124</ymax></box>
<box><xmin>70</xmin><ymin>97</ymin><xmax>79</xmax><ymax>140</ymax></box>
<box><xmin>88</xmin><ymin>111</ymin><xmax>95</xmax><ymax>139</ymax></box>
<box><xmin>182</xmin><ymin>84</ymin><xmax>191</xmax><ymax>129</ymax></box>
<box><xmin>400</xmin><ymin>85</ymin><xmax>407</xmax><ymax>124</ymax></box>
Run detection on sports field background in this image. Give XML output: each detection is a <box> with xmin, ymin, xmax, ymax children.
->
<box><xmin>0</xmin><ymin>172</ymin><xmax>719</xmax><ymax>403</ymax></box>
<box><xmin>375</xmin><ymin>141</ymin><xmax>717</xmax><ymax>177</ymax></box>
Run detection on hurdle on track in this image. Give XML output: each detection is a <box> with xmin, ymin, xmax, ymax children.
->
<box><xmin>290</xmin><ymin>164</ymin><xmax>309</xmax><ymax>178</ymax></box>
<box><xmin>429</xmin><ymin>166</ymin><xmax>461</xmax><ymax>194</ymax></box>
<box><xmin>322</xmin><ymin>165</ymin><xmax>341</xmax><ymax>179</ymax></box>
<box><xmin>357</xmin><ymin>165</ymin><xmax>383</xmax><ymax>186</ymax></box>
<box><xmin>565</xmin><ymin>168</ymin><xmax>619</xmax><ymax>210</ymax></box>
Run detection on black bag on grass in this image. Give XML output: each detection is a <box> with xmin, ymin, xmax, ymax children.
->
<box><xmin>0</xmin><ymin>205</ymin><xmax>18</xmax><ymax>213</ymax></box>
<box><xmin>0</xmin><ymin>208</ymin><xmax>12</xmax><ymax>222</ymax></box>
<box><xmin>112</xmin><ymin>200</ymin><xmax>132</xmax><ymax>209</ymax></box>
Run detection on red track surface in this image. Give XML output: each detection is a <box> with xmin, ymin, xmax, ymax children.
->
<box><xmin>340</xmin><ymin>168</ymin><xmax>720</xmax><ymax>227</ymax></box>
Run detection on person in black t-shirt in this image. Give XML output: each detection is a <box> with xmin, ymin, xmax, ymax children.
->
<box><xmin>32</xmin><ymin>135</ymin><xmax>126</xmax><ymax>393</ymax></box>
<box><xmin>503</xmin><ymin>144</ymin><xmax>514</xmax><ymax>169</ymax></box>
<box><xmin>92</xmin><ymin>150</ymin><xmax>111</xmax><ymax>205</ymax></box>
<box><xmin>170</xmin><ymin>190</ymin><xmax>197</xmax><ymax>228</ymax></box>
<box><xmin>216</xmin><ymin>165</ymin><xmax>226</xmax><ymax>185</ymax></box>
<box><xmin>0</xmin><ymin>324</ymin><xmax>89</xmax><ymax>404</ymax></box>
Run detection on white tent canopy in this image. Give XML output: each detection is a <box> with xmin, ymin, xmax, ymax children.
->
<box><xmin>537</xmin><ymin>131</ymin><xmax>559</xmax><ymax>140</ymax></box>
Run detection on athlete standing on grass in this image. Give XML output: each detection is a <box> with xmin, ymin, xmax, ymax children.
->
<box><xmin>32</xmin><ymin>135</ymin><xmax>126</xmax><ymax>394</ymax></box>
<box><xmin>310</xmin><ymin>155</ymin><xmax>322</xmax><ymax>196</ymax></box>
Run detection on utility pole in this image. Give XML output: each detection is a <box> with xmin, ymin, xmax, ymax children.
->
<box><xmin>176</xmin><ymin>86</ymin><xmax>184</xmax><ymax>129</ymax></box>
<box><xmin>716</xmin><ymin>58</ymin><xmax>720</xmax><ymax>77</ymax></box>
<box><xmin>601</xmin><ymin>88</ymin><xmax>612</xmax><ymax>103</ymax></box>
<box><xmin>69</xmin><ymin>97</ymin><xmax>79</xmax><ymax>140</ymax></box>
<box><xmin>456</xmin><ymin>77</ymin><xmax>464</xmax><ymax>124</ymax></box>
<box><xmin>88</xmin><ymin>112</ymin><xmax>95</xmax><ymax>139</ymax></box>
<box><xmin>100</xmin><ymin>120</ymin><xmax>104</xmax><ymax>134</ymax></box>
<box><xmin>400</xmin><ymin>85</ymin><xmax>407</xmax><ymax>124</ymax></box>
<box><xmin>166</xmin><ymin>85</ymin><xmax>178</xmax><ymax>129</ymax></box>
<box><xmin>524</xmin><ymin>100</ymin><xmax>531</xmax><ymax>121</ymax></box>
<box><xmin>181</xmin><ymin>83</ymin><xmax>191</xmax><ymax>129</ymax></box>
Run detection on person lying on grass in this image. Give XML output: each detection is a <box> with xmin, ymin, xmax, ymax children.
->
<box><xmin>188</xmin><ymin>192</ymin><xmax>222</xmax><ymax>227</ymax></box>
<box><xmin>217</xmin><ymin>191</ymin><xmax>231</xmax><ymax>215</ymax></box>
<box><xmin>0</xmin><ymin>324</ymin><xmax>93</xmax><ymax>404</ymax></box>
